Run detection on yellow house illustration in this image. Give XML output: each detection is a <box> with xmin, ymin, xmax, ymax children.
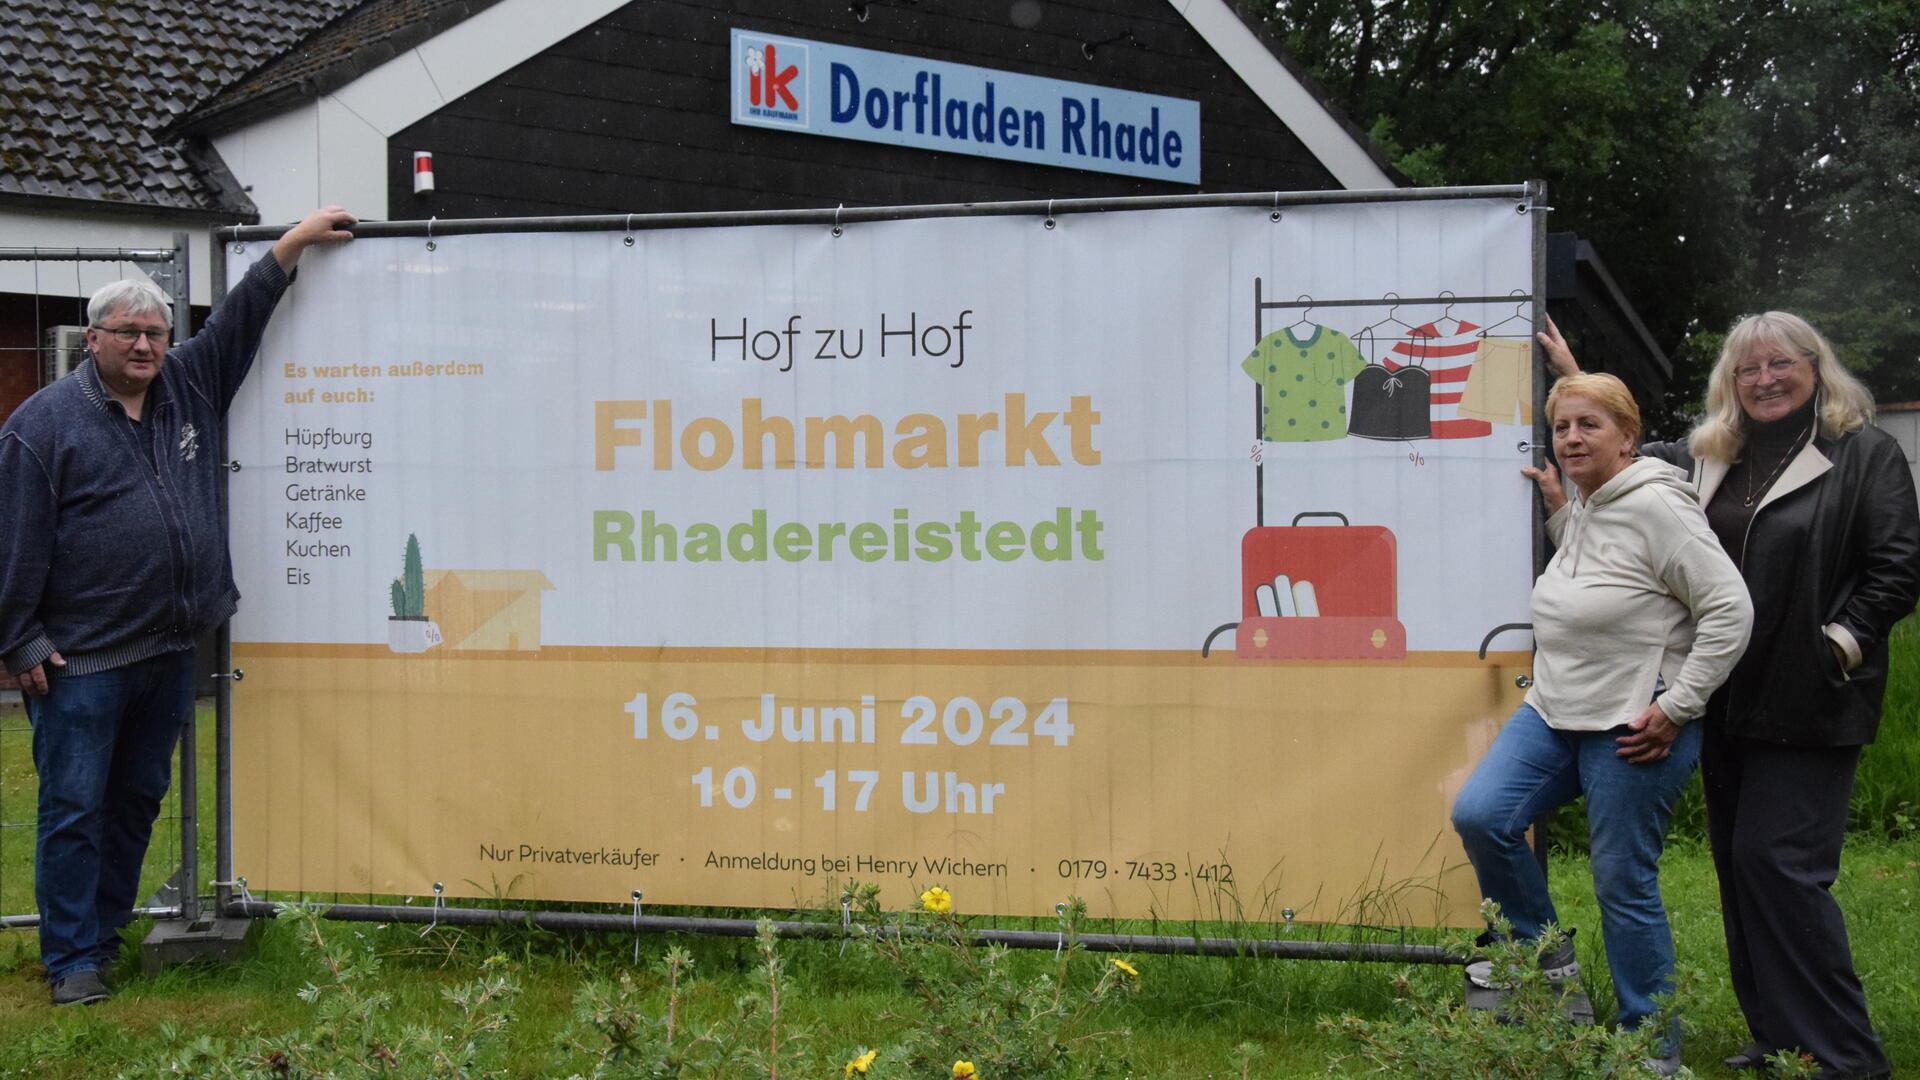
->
<box><xmin>420</xmin><ymin>570</ymin><xmax>556</xmax><ymax>651</ymax></box>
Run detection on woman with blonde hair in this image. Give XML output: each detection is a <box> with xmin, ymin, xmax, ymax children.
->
<box><xmin>1453</xmin><ymin>372</ymin><xmax>1752</xmax><ymax>1076</ymax></box>
<box><xmin>1535</xmin><ymin>312</ymin><xmax>1920</xmax><ymax>1080</ymax></box>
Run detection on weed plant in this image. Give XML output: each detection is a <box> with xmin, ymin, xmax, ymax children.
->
<box><xmin>127</xmin><ymin>903</ymin><xmax>519</xmax><ymax>1078</ymax></box>
<box><xmin>1323</xmin><ymin>900</ymin><xmax>1683</xmax><ymax>1078</ymax></box>
<box><xmin>830</xmin><ymin>883</ymin><xmax>1141</xmax><ymax>1078</ymax></box>
<box><xmin>0</xmin><ymin>835</ymin><xmax>1916</xmax><ymax>1077</ymax></box>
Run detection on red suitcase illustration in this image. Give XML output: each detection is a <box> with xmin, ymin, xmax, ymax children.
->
<box><xmin>1236</xmin><ymin>511</ymin><xmax>1407</xmax><ymax>661</ymax></box>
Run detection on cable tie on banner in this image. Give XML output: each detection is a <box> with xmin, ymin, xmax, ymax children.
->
<box><xmin>1282</xmin><ymin>907</ymin><xmax>1296</xmax><ymax>935</ymax></box>
<box><xmin>832</xmin><ymin>203</ymin><xmax>844</xmax><ymax>238</ymax></box>
<box><xmin>426</xmin><ymin>217</ymin><xmax>437</xmax><ymax>252</ymax></box>
<box><xmin>1271</xmin><ymin>191</ymin><xmax>1283</xmax><ymax>222</ymax></box>
<box><xmin>1054</xmin><ymin>901</ymin><xmax>1068</xmax><ymax>958</ymax></box>
<box><xmin>1518</xmin><ymin>201</ymin><xmax>1555</xmax><ymax>215</ymax></box>
<box><xmin>631</xmin><ymin>890</ymin><xmax>644</xmax><ymax>964</ymax></box>
<box><xmin>623</xmin><ymin>214</ymin><xmax>635</xmax><ymax>247</ymax></box>
<box><xmin>839</xmin><ymin>897</ymin><xmax>853</xmax><ymax>955</ymax></box>
<box><xmin>1517</xmin><ymin>440</ymin><xmax>1541</xmax><ymax>453</ymax></box>
<box><xmin>1044</xmin><ymin>199</ymin><xmax>1056</xmax><ymax>230</ymax></box>
<box><xmin>236</xmin><ymin>876</ymin><xmax>256</xmax><ymax>911</ymax></box>
<box><xmin>421</xmin><ymin>881</ymin><xmax>444</xmax><ymax>937</ymax></box>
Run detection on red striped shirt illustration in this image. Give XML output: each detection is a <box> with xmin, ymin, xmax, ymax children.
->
<box><xmin>1382</xmin><ymin>319</ymin><xmax>1492</xmax><ymax>440</ymax></box>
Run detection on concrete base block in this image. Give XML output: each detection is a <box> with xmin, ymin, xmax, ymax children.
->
<box><xmin>141</xmin><ymin>915</ymin><xmax>260</xmax><ymax>974</ymax></box>
<box><xmin>1463</xmin><ymin>972</ymin><xmax>1597</xmax><ymax>1025</ymax></box>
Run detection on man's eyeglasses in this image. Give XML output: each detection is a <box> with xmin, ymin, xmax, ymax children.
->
<box><xmin>1734</xmin><ymin>356</ymin><xmax>1801</xmax><ymax>384</ymax></box>
<box><xmin>94</xmin><ymin>326</ymin><xmax>171</xmax><ymax>344</ymax></box>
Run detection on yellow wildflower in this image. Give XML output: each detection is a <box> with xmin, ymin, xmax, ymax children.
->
<box><xmin>920</xmin><ymin>885</ymin><xmax>954</xmax><ymax>914</ymax></box>
<box><xmin>1110</xmin><ymin>958</ymin><xmax>1139</xmax><ymax>978</ymax></box>
<box><xmin>952</xmin><ymin>1061</ymin><xmax>977</xmax><ymax>1079</ymax></box>
<box><xmin>843</xmin><ymin>1048</ymin><xmax>877</xmax><ymax>1076</ymax></box>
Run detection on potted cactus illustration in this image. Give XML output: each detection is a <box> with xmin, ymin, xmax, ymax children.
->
<box><xmin>386</xmin><ymin>533</ymin><xmax>442</xmax><ymax>653</ymax></box>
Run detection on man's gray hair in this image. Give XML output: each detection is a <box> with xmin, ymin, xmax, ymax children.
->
<box><xmin>87</xmin><ymin>279</ymin><xmax>172</xmax><ymax>327</ymax></box>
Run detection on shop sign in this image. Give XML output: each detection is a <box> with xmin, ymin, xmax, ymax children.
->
<box><xmin>730</xmin><ymin>28</ymin><xmax>1201</xmax><ymax>184</ymax></box>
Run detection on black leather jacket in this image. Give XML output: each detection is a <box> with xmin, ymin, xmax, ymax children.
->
<box><xmin>1642</xmin><ymin>425</ymin><xmax>1920</xmax><ymax>745</ymax></box>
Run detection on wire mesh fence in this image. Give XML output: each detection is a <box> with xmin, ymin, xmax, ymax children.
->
<box><xmin>0</xmin><ymin>241</ymin><xmax>197</xmax><ymax>935</ymax></box>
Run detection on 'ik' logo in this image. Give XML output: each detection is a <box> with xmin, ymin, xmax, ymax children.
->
<box><xmin>747</xmin><ymin>44</ymin><xmax>799</xmax><ymax>111</ymax></box>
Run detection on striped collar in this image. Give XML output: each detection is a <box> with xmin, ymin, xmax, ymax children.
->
<box><xmin>75</xmin><ymin>353</ymin><xmax>172</xmax><ymax>415</ymax></box>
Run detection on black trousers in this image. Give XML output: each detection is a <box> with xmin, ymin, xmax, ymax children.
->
<box><xmin>1701</xmin><ymin>725</ymin><xmax>1889</xmax><ymax>1077</ymax></box>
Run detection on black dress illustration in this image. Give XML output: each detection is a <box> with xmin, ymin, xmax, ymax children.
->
<box><xmin>1346</xmin><ymin>360</ymin><xmax>1431</xmax><ymax>441</ymax></box>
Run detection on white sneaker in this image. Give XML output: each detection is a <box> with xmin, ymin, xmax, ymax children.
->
<box><xmin>1641</xmin><ymin>1050</ymin><xmax>1683</xmax><ymax>1076</ymax></box>
<box><xmin>1465</xmin><ymin>930</ymin><xmax>1580</xmax><ymax>990</ymax></box>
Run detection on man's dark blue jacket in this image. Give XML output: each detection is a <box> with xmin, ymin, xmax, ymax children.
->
<box><xmin>1</xmin><ymin>256</ymin><xmax>291</xmax><ymax>676</ymax></box>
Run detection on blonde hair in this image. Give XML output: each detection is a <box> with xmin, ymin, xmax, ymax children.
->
<box><xmin>1689</xmin><ymin>311</ymin><xmax>1874</xmax><ymax>461</ymax></box>
<box><xmin>1547</xmin><ymin>372</ymin><xmax>1642</xmax><ymax>447</ymax></box>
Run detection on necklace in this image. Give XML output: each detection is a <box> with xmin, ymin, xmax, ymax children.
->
<box><xmin>1744</xmin><ymin>424</ymin><xmax>1810</xmax><ymax>507</ymax></box>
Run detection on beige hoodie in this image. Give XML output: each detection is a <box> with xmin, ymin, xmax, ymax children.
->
<box><xmin>1530</xmin><ymin>458</ymin><xmax>1753</xmax><ymax>731</ymax></box>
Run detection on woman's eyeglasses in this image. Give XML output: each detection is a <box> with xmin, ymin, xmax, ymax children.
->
<box><xmin>1734</xmin><ymin>356</ymin><xmax>1801</xmax><ymax>384</ymax></box>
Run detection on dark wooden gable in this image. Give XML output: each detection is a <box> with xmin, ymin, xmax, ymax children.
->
<box><xmin>386</xmin><ymin>0</ymin><xmax>1345</xmax><ymax>217</ymax></box>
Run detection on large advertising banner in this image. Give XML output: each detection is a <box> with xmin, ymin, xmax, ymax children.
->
<box><xmin>226</xmin><ymin>200</ymin><xmax>1538</xmax><ymax>927</ymax></box>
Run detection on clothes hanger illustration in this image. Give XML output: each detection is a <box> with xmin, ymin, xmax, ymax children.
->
<box><xmin>1358</xmin><ymin>292</ymin><xmax>1419</xmax><ymax>343</ymax></box>
<box><xmin>1476</xmin><ymin>290</ymin><xmax>1533</xmax><ymax>338</ymax></box>
<box><xmin>1433</xmin><ymin>290</ymin><xmax>1462</xmax><ymax>336</ymax></box>
<box><xmin>1286</xmin><ymin>295</ymin><xmax>1316</xmax><ymax>334</ymax></box>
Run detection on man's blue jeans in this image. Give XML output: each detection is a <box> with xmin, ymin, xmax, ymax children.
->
<box><xmin>1451</xmin><ymin>703</ymin><xmax>1701</xmax><ymax>1037</ymax></box>
<box><xmin>24</xmin><ymin>650</ymin><xmax>194</xmax><ymax>983</ymax></box>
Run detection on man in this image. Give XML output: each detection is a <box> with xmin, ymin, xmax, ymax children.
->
<box><xmin>0</xmin><ymin>207</ymin><xmax>354</xmax><ymax>1005</ymax></box>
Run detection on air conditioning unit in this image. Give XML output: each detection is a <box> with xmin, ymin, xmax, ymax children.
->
<box><xmin>43</xmin><ymin>325</ymin><xmax>85</xmax><ymax>386</ymax></box>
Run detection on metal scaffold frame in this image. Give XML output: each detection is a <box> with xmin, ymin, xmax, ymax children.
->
<box><xmin>0</xmin><ymin>235</ymin><xmax>199</xmax><ymax>931</ymax></box>
<box><xmin>195</xmin><ymin>185</ymin><xmax>1550</xmax><ymax>964</ymax></box>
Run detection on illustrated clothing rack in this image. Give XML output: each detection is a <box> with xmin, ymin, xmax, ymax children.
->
<box><xmin>1250</xmin><ymin>279</ymin><xmax>1535</xmax><ymax>526</ymax></box>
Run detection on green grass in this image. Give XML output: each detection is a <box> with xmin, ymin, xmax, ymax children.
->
<box><xmin>0</xmin><ymin>703</ymin><xmax>217</xmax><ymax>921</ymax></box>
<box><xmin>1856</xmin><ymin>615</ymin><xmax>1920</xmax><ymax>835</ymax></box>
<box><xmin>0</xmin><ymin>836</ymin><xmax>1913</xmax><ymax>1077</ymax></box>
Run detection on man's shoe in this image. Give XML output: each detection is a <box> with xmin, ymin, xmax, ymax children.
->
<box><xmin>50</xmin><ymin>970</ymin><xmax>109</xmax><ymax>1006</ymax></box>
<box><xmin>1466</xmin><ymin>928</ymin><xmax>1580</xmax><ymax>990</ymax></box>
<box><xmin>1723</xmin><ymin>1041</ymin><xmax>1771</xmax><ymax>1070</ymax></box>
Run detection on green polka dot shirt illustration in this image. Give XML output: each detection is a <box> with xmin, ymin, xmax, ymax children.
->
<box><xmin>1239</xmin><ymin>325</ymin><xmax>1366</xmax><ymax>442</ymax></box>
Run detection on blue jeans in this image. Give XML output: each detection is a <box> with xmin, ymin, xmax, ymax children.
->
<box><xmin>24</xmin><ymin>650</ymin><xmax>194</xmax><ymax>982</ymax></box>
<box><xmin>1451</xmin><ymin>703</ymin><xmax>1701</xmax><ymax>1038</ymax></box>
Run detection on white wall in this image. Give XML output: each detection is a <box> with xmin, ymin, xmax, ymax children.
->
<box><xmin>212</xmin><ymin>97</ymin><xmax>389</xmax><ymax>229</ymax></box>
<box><xmin>1877</xmin><ymin>407</ymin><xmax>1920</xmax><ymax>499</ymax></box>
<box><xmin>214</xmin><ymin>0</ymin><xmax>628</xmax><ymax>228</ymax></box>
<box><xmin>0</xmin><ymin>208</ymin><xmax>215</xmax><ymax>306</ymax></box>
<box><xmin>2</xmin><ymin>0</ymin><xmax>626</xmax><ymax>313</ymax></box>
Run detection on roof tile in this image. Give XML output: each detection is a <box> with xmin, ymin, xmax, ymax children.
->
<box><xmin>188</xmin><ymin>0</ymin><xmax>497</xmax><ymax>132</ymax></box>
<box><xmin>0</xmin><ymin>0</ymin><xmax>363</xmax><ymax>214</ymax></box>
